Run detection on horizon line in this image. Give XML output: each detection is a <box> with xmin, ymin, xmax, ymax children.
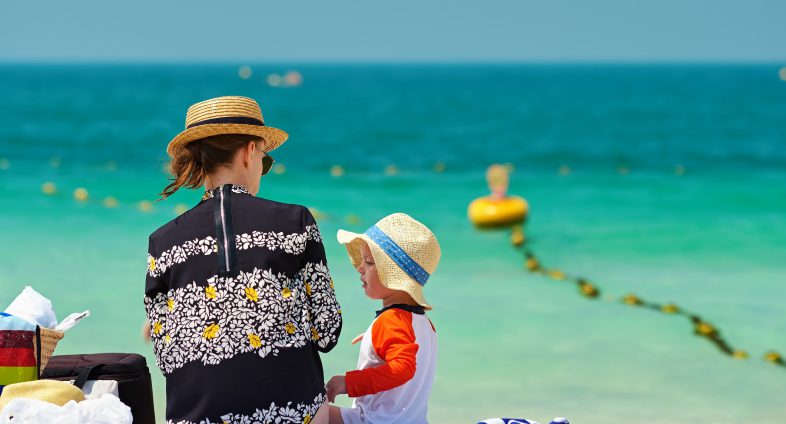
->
<box><xmin>0</xmin><ymin>58</ymin><xmax>784</xmax><ymax>66</ymax></box>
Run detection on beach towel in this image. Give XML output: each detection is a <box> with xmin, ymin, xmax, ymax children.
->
<box><xmin>0</xmin><ymin>312</ymin><xmax>39</xmax><ymax>395</ymax></box>
<box><xmin>479</xmin><ymin>418</ymin><xmax>569</xmax><ymax>424</ymax></box>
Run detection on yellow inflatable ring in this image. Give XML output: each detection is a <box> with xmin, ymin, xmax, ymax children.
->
<box><xmin>468</xmin><ymin>196</ymin><xmax>529</xmax><ymax>228</ymax></box>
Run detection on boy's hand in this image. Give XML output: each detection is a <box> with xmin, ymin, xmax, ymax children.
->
<box><xmin>351</xmin><ymin>333</ymin><xmax>364</xmax><ymax>344</ymax></box>
<box><xmin>326</xmin><ymin>375</ymin><xmax>347</xmax><ymax>403</ymax></box>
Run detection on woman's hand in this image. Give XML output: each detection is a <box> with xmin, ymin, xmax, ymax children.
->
<box><xmin>326</xmin><ymin>375</ymin><xmax>347</xmax><ymax>403</ymax></box>
<box><xmin>142</xmin><ymin>320</ymin><xmax>151</xmax><ymax>343</ymax></box>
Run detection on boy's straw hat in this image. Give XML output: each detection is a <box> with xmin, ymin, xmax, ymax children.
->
<box><xmin>0</xmin><ymin>380</ymin><xmax>85</xmax><ymax>410</ymax></box>
<box><xmin>337</xmin><ymin>213</ymin><xmax>441</xmax><ymax>310</ymax></box>
<box><xmin>167</xmin><ymin>96</ymin><xmax>288</xmax><ymax>157</ymax></box>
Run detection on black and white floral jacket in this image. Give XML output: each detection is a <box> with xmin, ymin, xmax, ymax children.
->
<box><xmin>144</xmin><ymin>184</ymin><xmax>342</xmax><ymax>424</ymax></box>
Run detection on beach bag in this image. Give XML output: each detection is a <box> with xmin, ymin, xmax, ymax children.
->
<box><xmin>0</xmin><ymin>313</ymin><xmax>39</xmax><ymax>394</ymax></box>
<box><xmin>41</xmin><ymin>353</ymin><xmax>155</xmax><ymax>424</ymax></box>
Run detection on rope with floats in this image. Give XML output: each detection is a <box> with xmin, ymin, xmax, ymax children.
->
<box><xmin>470</xmin><ymin>164</ymin><xmax>785</xmax><ymax>369</ymax></box>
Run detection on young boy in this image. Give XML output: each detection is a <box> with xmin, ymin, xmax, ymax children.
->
<box><xmin>326</xmin><ymin>213</ymin><xmax>441</xmax><ymax>424</ymax></box>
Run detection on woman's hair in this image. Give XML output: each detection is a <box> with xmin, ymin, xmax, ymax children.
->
<box><xmin>159</xmin><ymin>134</ymin><xmax>263</xmax><ymax>200</ymax></box>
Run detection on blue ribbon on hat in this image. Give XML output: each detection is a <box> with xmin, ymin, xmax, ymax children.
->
<box><xmin>364</xmin><ymin>225</ymin><xmax>430</xmax><ymax>286</ymax></box>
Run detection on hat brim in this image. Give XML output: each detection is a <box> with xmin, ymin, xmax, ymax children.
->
<box><xmin>166</xmin><ymin>123</ymin><xmax>288</xmax><ymax>157</ymax></box>
<box><xmin>336</xmin><ymin>229</ymin><xmax>432</xmax><ymax>310</ymax></box>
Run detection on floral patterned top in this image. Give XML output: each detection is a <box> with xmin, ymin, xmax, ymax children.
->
<box><xmin>144</xmin><ymin>184</ymin><xmax>342</xmax><ymax>424</ymax></box>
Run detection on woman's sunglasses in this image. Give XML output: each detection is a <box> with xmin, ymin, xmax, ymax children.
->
<box><xmin>262</xmin><ymin>154</ymin><xmax>275</xmax><ymax>176</ymax></box>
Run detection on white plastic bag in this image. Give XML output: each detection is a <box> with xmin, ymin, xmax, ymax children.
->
<box><xmin>55</xmin><ymin>311</ymin><xmax>91</xmax><ymax>332</ymax></box>
<box><xmin>5</xmin><ymin>286</ymin><xmax>58</xmax><ymax>329</ymax></box>
<box><xmin>66</xmin><ymin>379</ymin><xmax>119</xmax><ymax>399</ymax></box>
<box><xmin>4</xmin><ymin>286</ymin><xmax>89</xmax><ymax>332</ymax></box>
<box><xmin>0</xmin><ymin>394</ymin><xmax>132</xmax><ymax>424</ymax></box>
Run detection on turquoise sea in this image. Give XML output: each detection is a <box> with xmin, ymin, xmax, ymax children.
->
<box><xmin>1</xmin><ymin>64</ymin><xmax>785</xmax><ymax>423</ymax></box>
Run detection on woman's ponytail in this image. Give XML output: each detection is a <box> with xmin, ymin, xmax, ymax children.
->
<box><xmin>158</xmin><ymin>134</ymin><xmax>263</xmax><ymax>200</ymax></box>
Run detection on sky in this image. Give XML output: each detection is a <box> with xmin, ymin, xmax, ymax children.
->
<box><xmin>0</xmin><ymin>0</ymin><xmax>784</xmax><ymax>63</ymax></box>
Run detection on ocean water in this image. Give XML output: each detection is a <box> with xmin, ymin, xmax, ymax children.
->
<box><xmin>1</xmin><ymin>64</ymin><xmax>785</xmax><ymax>423</ymax></box>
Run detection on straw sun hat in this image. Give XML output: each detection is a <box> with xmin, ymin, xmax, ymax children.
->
<box><xmin>0</xmin><ymin>379</ymin><xmax>85</xmax><ymax>411</ymax></box>
<box><xmin>166</xmin><ymin>96</ymin><xmax>288</xmax><ymax>157</ymax></box>
<box><xmin>337</xmin><ymin>213</ymin><xmax>441</xmax><ymax>310</ymax></box>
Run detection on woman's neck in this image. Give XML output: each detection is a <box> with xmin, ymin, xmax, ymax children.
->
<box><xmin>204</xmin><ymin>172</ymin><xmax>247</xmax><ymax>191</ymax></box>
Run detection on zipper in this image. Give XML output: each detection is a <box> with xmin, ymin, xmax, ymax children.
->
<box><xmin>213</xmin><ymin>185</ymin><xmax>237</xmax><ymax>276</ymax></box>
<box><xmin>219</xmin><ymin>188</ymin><xmax>230</xmax><ymax>272</ymax></box>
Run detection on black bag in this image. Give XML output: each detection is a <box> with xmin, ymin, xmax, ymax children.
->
<box><xmin>41</xmin><ymin>353</ymin><xmax>156</xmax><ymax>424</ymax></box>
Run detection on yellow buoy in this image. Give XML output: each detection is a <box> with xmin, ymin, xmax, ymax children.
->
<box><xmin>73</xmin><ymin>188</ymin><xmax>89</xmax><ymax>202</ymax></box>
<box><xmin>732</xmin><ymin>350</ymin><xmax>749</xmax><ymax>360</ymax></box>
<box><xmin>330</xmin><ymin>165</ymin><xmax>345</xmax><ymax>177</ymax></box>
<box><xmin>238</xmin><ymin>65</ymin><xmax>253</xmax><ymax>80</ymax></box>
<box><xmin>272</xmin><ymin>163</ymin><xmax>286</xmax><ymax>175</ymax></box>
<box><xmin>138</xmin><ymin>200</ymin><xmax>154</xmax><ymax>212</ymax></box>
<box><xmin>42</xmin><ymin>182</ymin><xmax>57</xmax><ymax>195</ymax></box>
<box><xmin>103</xmin><ymin>196</ymin><xmax>119</xmax><ymax>208</ymax></box>
<box><xmin>468</xmin><ymin>196</ymin><xmax>528</xmax><ymax>228</ymax></box>
<box><xmin>578</xmin><ymin>280</ymin><xmax>600</xmax><ymax>298</ymax></box>
<box><xmin>547</xmin><ymin>269</ymin><xmax>566</xmax><ymax>280</ymax></box>
<box><xmin>284</xmin><ymin>70</ymin><xmax>303</xmax><ymax>87</ymax></box>
<box><xmin>174</xmin><ymin>203</ymin><xmax>188</xmax><ymax>215</ymax></box>
<box><xmin>622</xmin><ymin>294</ymin><xmax>642</xmax><ymax>306</ymax></box>
<box><xmin>433</xmin><ymin>162</ymin><xmax>446</xmax><ymax>173</ymax></box>
<box><xmin>267</xmin><ymin>73</ymin><xmax>283</xmax><ymax>87</ymax></box>
<box><xmin>384</xmin><ymin>165</ymin><xmax>398</xmax><ymax>176</ymax></box>
<box><xmin>510</xmin><ymin>230</ymin><xmax>525</xmax><ymax>247</ymax></box>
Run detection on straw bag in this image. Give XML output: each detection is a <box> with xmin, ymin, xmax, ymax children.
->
<box><xmin>32</xmin><ymin>327</ymin><xmax>64</xmax><ymax>372</ymax></box>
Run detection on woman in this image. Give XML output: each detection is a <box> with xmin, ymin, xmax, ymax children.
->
<box><xmin>144</xmin><ymin>96</ymin><xmax>342</xmax><ymax>424</ymax></box>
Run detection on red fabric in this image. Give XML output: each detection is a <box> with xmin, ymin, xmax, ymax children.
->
<box><xmin>345</xmin><ymin>309</ymin><xmax>418</xmax><ymax>397</ymax></box>
<box><xmin>0</xmin><ymin>347</ymin><xmax>36</xmax><ymax>367</ymax></box>
<box><xmin>0</xmin><ymin>330</ymin><xmax>34</xmax><ymax>348</ymax></box>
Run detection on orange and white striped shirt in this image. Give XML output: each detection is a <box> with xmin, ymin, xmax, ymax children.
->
<box><xmin>341</xmin><ymin>304</ymin><xmax>437</xmax><ymax>424</ymax></box>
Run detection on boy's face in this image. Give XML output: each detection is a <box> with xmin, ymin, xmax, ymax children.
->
<box><xmin>358</xmin><ymin>242</ymin><xmax>394</xmax><ymax>300</ymax></box>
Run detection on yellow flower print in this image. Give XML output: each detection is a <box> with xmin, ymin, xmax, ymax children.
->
<box><xmin>205</xmin><ymin>285</ymin><xmax>217</xmax><ymax>300</ymax></box>
<box><xmin>337</xmin><ymin>309</ymin><xmax>342</xmax><ymax>315</ymax></box>
<box><xmin>330</xmin><ymin>279</ymin><xmax>335</xmax><ymax>289</ymax></box>
<box><xmin>282</xmin><ymin>287</ymin><xmax>292</xmax><ymax>298</ymax></box>
<box><xmin>311</xmin><ymin>328</ymin><xmax>320</xmax><ymax>341</ymax></box>
<box><xmin>303</xmin><ymin>414</ymin><xmax>312</xmax><ymax>424</ymax></box>
<box><xmin>248</xmin><ymin>333</ymin><xmax>262</xmax><ymax>348</ymax></box>
<box><xmin>148</xmin><ymin>257</ymin><xmax>156</xmax><ymax>272</ymax></box>
<box><xmin>203</xmin><ymin>323</ymin><xmax>220</xmax><ymax>339</ymax></box>
<box><xmin>285</xmin><ymin>322</ymin><xmax>296</xmax><ymax>334</ymax></box>
<box><xmin>245</xmin><ymin>287</ymin><xmax>258</xmax><ymax>302</ymax></box>
<box><xmin>305</xmin><ymin>283</ymin><xmax>312</xmax><ymax>296</ymax></box>
<box><xmin>166</xmin><ymin>298</ymin><xmax>174</xmax><ymax>311</ymax></box>
<box><xmin>152</xmin><ymin>321</ymin><xmax>162</xmax><ymax>335</ymax></box>
<box><xmin>165</xmin><ymin>334</ymin><xmax>171</xmax><ymax>344</ymax></box>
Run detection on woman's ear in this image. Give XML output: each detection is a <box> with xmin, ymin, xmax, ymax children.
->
<box><xmin>244</xmin><ymin>141</ymin><xmax>256</xmax><ymax>168</ymax></box>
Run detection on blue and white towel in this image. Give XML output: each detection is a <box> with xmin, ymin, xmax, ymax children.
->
<box><xmin>479</xmin><ymin>418</ymin><xmax>569</xmax><ymax>424</ymax></box>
